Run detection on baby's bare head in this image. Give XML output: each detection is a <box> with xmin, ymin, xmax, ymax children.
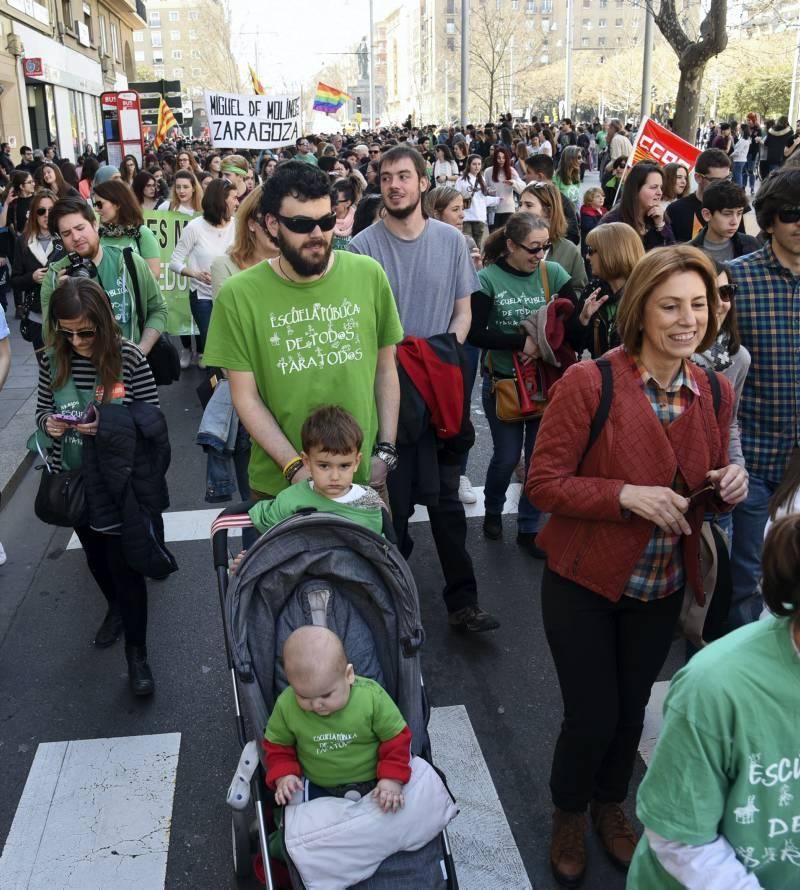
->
<box><xmin>283</xmin><ymin>626</ymin><xmax>349</xmax><ymax>694</ymax></box>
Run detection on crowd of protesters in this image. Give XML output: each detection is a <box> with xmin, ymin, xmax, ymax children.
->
<box><xmin>1</xmin><ymin>107</ymin><xmax>800</xmax><ymax>889</ymax></box>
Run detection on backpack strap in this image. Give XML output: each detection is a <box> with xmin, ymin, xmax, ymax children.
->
<box><xmin>582</xmin><ymin>357</ymin><xmax>613</xmax><ymax>462</ymax></box>
<box><xmin>703</xmin><ymin>365</ymin><xmax>721</xmax><ymax>417</ymax></box>
<box><xmin>122</xmin><ymin>246</ymin><xmax>145</xmax><ymax>340</ymax></box>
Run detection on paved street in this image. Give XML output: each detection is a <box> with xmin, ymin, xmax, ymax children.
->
<box><xmin>0</xmin><ymin>351</ymin><xmax>687</xmax><ymax>890</ymax></box>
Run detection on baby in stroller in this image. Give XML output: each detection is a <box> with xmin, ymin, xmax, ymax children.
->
<box><xmin>264</xmin><ymin>625</ymin><xmax>411</xmax><ymax>812</ymax></box>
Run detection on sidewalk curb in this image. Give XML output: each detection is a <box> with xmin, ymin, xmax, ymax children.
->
<box><xmin>0</xmin><ymin>391</ymin><xmax>37</xmax><ymax>510</ymax></box>
<box><xmin>0</xmin><ymin>452</ymin><xmax>34</xmax><ymax>508</ymax></box>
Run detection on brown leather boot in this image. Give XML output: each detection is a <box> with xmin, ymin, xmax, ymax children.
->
<box><xmin>590</xmin><ymin>801</ymin><xmax>639</xmax><ymax>870</ymax></box>
<box><xmin>550</xmin><ymin>808</ymin><xmax>587</xmax><ymax>887</ymax></box>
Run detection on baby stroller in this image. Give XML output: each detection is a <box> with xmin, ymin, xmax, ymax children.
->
<box><xmin>211</xmin><ymin>503</ymin><xmax>459</xmax><ymax>889</ymax></box>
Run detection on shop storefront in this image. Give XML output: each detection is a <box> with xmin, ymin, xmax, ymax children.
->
<box><xmin>14</xmin><ymin>21</ymin><xmax>103</xmax><ymax>162</ymax></box>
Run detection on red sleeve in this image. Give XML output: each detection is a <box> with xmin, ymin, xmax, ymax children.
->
<box><xmin>376</xmin><ymin>726</ymin><xmax>412</xmax><ymax>784</ymax></box>
<box><xmin>262</xmin><ymin>739</ymin><xmax>302</xmax><ymax>789</ymax></box>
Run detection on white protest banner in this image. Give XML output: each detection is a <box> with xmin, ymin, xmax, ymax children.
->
<box><xmin>204</xmin><ymin>91</ymin><xmax>300</xmax><ymax>148</ymax></box>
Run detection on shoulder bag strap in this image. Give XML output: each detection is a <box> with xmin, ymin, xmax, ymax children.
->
<box><xmin>581</xmin><ymin>357</ymin><xmax>613</xmax><ymax>462</ymax></box>
<box><xmin>703</xmin><ymin>365</ymin><xmax>722</xmax><ymax>418</ymax></box>
<box><xmin>122</xmin><ymin>247</ymin><xmax>145</xmax><ymax>340</ymax></box>
<box><xmin>540</xmin><ymin>259</ymin><xmax>551</xmax><ymax>303</ymax></box>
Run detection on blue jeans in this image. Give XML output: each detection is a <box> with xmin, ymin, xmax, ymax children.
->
<box><xmin>481</xmin><ymin>376</ymin><xmax>541</xmax><ymax>533</ymax></box>
<box><xmin>733</xmin><ymin>161</ymin><xmax>747</xmax><ymax>187</ymax></box>
<box><xmin>728</xmin><ymin>473</ymin><xmax>776</xmax><ymax>629</ymax></box>
<box><xmin>460</xmin><ymin>343</ymin><xmax>481</xmax><ymax>476</ymax></box>
<box><xmin>744</xmin><ymin>159</ymin><xmax>757</xmax><ymax>192</ymax></box>
<box><xmin>189</xmin><ymin>290</ymin><xmax>213</xmax><ymax>354</ymax></box>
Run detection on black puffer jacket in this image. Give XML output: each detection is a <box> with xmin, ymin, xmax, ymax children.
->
<box><xmin>82</xmin><ymin>401</ymin><xmax>177</xmax><ymax>579</ymax></box>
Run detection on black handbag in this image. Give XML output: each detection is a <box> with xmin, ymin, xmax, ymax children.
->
<box><xmin>34</xmin><ymin>463</ymin><xmax>87</xmax><ymax>527</ymax></box>
<box><xmin>122</xmin><ymin>248</ymin><xmax>181</xmax><ymax>386</ymax></box>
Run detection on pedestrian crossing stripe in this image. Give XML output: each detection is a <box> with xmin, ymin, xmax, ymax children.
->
<box><xmin>65</xmin><ymin>485</ymin><xmax>524</xmax><ymax>550</ymax></box>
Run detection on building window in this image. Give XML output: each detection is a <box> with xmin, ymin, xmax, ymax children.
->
<box><xmin>600</xmin><ymin>0</ymin><xmax>607</xmax><ymax>6</ymax></box>
<box><xmin>446</xmin><ymin>0</ymin><xmax>455</xmax><ymax>12</ymax></box>
<box><xmin>111</xmin><ymin>20</ymin><xmax>120</xmax><ymax>59</ymax></box>
<box><xmin>526</xmin><ymin>0</ymin><xmax>535</xmax><ymax>11</ymax></box>
<box><xmin>631</xmin><ymin>16</ymin><xmax>639</xmax><ymax>27</ymax></box>
<box><xmin>540</xmin><ymin>52</ymin><xmax>549</xmax><ymax>64</ymax></box>
<box><xmin>61</xmin><ymin>0</ymin><xmax>72</xmax><ymax>31</ymax></box>
<box><xmin>583</xmin><ymin>0</ymin><xmax>590</xmax><ymax>6</ymax></box>
<box><xmin>99</xmin><ymin>13</ymin><xmax>107</xmax><ymax>53</ymax></box>
<box><xmin>582</xmin><ymin>17</ymin><xmax>591</xmax><ymax>28</ymax></box>
<box><xmin>153</xmin><ymin>65</ymin><xmax>164</xmax><ymax>78</ymax></box>
<box><xmin>134</xmin><ymin>49</ymin><xmax>145</xmax><ymax>62</ymax></box>
<box><xmin>191</xmin><ymin>67</ymin><xmax>202</xmax><ymax>77</ymax></box>
<box><xmin>133</xmin><ymin>30</ymin><xmax>143</xmax><ymax>42</ymax></box>
<box><xmin>447</xmin><ymin>36</ymin><xmax>455</xmax><ymax>51</ymax></box>
<box><xmin>581</xmin><ymin>36</ymin><xmax>590</xmax><ymax>46</ymax></box>
<box><xmin>168</xmin><ymin>9</ymin><xmax>179</xmax><ymax>20</ymax></box>
<box><xmin>191</xmin><ymin>49</ymin><xmax>200</xmax><ymax>59</ymax></box>
<box><xmin>172</xmin><ymin>67</ymin><xmax>183</xmax><ymax>78</ymax></box>
<box><xmin>188</xmin><ymin>29</ymin><xmax>197</xmax><ymax>40</ymax></box>
<box><xmin>170</xmin><ymin>30</ymin><xmax>180</xmax><ymax>40</ymax></box>
<box><xmin>82</xmin><ymin>2</ymin><xmax>93</xmax><ymax>43</ymax></box>
<box><xmin>541</xmin><ymin>0</ymin><xmax>552</xmax><ymax>13</ymax></box>
<box><xmin>598</xmin><ymin>17</ymin><xmax>606</xmax><ymax>27</ymax></box>
<box><xmin>151</xmin><ymin>30</ymin><xmax>162</xmax><ymax>47</ymax></box>
<box><xmin>148</xmin><ymin>10</ymin><xmax>160</xmax><ymax>26</ymax></box>
<box><xmin>511</xmin><ymin>0</ymin><xmax>518</xmax><ymax>8</ymax></box>
<box><xmin>152</xmin><ymin>50</ymin><xmax>163</xmax><ymax>63</ymax></box>
<box><xmin>615</xmin><ymin>17</ymin><xmax>623</xmax><ymax>26</ymax></box>
<box><xmin>598</xmin><ymin>35</ymin><xmax>606</xmax><ymax>45</ymax></box>
<box><xmin>172</xmin><ymin>49</ymin><xmax>182</xmax><ymax>60</ymax></box>
<box><xmin>541</xmin><ymin>17</ymin><xmax>550</xmax><ymax>30</ymax></box>
<box><xmin>188</xmin><ymin>10</ymin><xmax>198</xmax><ymax>19</ymax></box>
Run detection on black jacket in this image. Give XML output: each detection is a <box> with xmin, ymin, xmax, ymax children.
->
<box><xmin>689</xmin><ymin>228</ymin><xmax>761</xmax><ymax>260</ymax></box>
<box><xmin>82</xmin><ymin>401</ymin><xmax>176</xmax><ymax>579</ymax></box>
<box><xmin>566</xmin><ymin>278</ymin><xmax>624</xmax><ymax>359</ymax></box>
<box><xmin>10</xmin><ymin>234</ymin><xmax>66</xmax><ymax>313</ymax></box>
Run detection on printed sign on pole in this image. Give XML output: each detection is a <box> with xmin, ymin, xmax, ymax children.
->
<box><xmin>204</xmin><ymin>91</ymin><xmax>300</xmax><ymax>148</ymax></box>
<box><xmin>629</xmin><ymin>118</ymin><xmax>702</xmax><ymax>171</ymax></box>
<box><xmin>101</xmin><ymin>91</ymin><xmax>144</xmax><ymax>169</ymax></box>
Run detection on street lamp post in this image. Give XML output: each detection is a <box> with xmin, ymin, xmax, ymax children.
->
<box><xmin>564</xmin><ymin>0</ymin><xmax>573</xmax><ymax>119</ymax></box>
<box><xmin>369</xmin><ymin>0</ymin><xmax>376</xmax><ymax>129</ymax></box>
<box><xmin>461</xmin><ymin>0</ymin><xmax>469</xmax><ymax>126</ymax></box>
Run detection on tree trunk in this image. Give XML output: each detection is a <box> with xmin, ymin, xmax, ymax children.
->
<box><xmin>487</xmin><ymin>79</ymin><xmax>494</xmax><ymax>121</ymax></box>
<box><xmin>672</xmin><ymin>63</ymin><xmax>705</xmax><ymax>143</ymax></box>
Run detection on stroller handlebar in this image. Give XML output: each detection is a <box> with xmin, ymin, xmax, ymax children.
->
<box><xmin>211</xmin><ymin>501</ymin><xmax>257</xmax><ymax>568</ymax></box>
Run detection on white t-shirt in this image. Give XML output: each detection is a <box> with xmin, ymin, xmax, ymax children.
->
<box><xmin>0</xmin><ymin>306</ymin><xmax>10</xmax><ymax>340</ymax></box>
<box><xmin>168</xmin><ymin>216</ymin><xmax>235</xmax><ymax>300</ymax></box>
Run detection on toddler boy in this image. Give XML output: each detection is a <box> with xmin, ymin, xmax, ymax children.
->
<box><xmin>264</xmin><ymin>625</ymin><xmax>412</xmax><ymax>813</ymax></box>
<box><xmin>248</xmin><ymin>405</ymin><xmax>385</xmax><ymax>536</ymax></box>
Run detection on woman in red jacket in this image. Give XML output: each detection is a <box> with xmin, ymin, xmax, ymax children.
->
<box><xmin>527</xmin><ymin>245</ymin><xmax>749</xmax><ymax>887</ymax></box>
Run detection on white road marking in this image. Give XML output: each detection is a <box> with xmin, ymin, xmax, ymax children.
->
<box><xmin>0</xmin><ymin>733</ymin><xmax>181</xmax><ymax>890</ymax></box>
<box><xmin>430</xmin><ymin>705</ymin><xmax>532</xmax><ymax>890</ymax></box>
<box><xmin>639</xmin><ymin>680</ymin><xmax>671</xmax><ymax>766</ymax></box>
<box><xmin>65</xmin><ymin>485</ymin><xmax>523</xmax><ymax>549</ymax></box>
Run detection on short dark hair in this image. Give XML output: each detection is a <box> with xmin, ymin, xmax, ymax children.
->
<box><xmin>94</xmin><ymin>180</ymin><xmax>144</xmax><ymax>227</ymax></box>
<box><xmin>21</xmin><ymin>145</ymin><xmax>31</xmax><ymax>154</ymax></box>
<box><xmin>202</xmin><ymin>178</ymin><xmax>235</xmax><ymax>225</ymax></box>
<box><xmin>260</xmin><ymin>160</ymin><xmax>332</xmax><ymax>219</ymax></box>
<box><xmin>301</xmin><ymin>405</ymin><xmax>363</xmax><ymax>455</ymax></box>
<box><xmin>50</xmin><ymin>195</ymin><xmax>96</xmax><ymax>236</ymax></box>
<box><xmin>754</xmin><ymin>167</ymin><xmax>800</xmax><ymax>233</ymax></box>
<box><xmin>378</xmin><ymin>145</ymin><xmax>427</xmax><ymax>179</ymax></box>
<box><xmin>352</xmin><ymin>194</ymin><xmax>383</xmax><ymax>236</ymax></box>
<box><xmin>761</xmin><ymin>514</ymin><xmax>800</xmax><ymax>618</ymax></box>
<box><xmin>696</xmin><ymin>148</ymin><xmax>732</xmax><ymax>175</ymax></box>
<box><xmin>525</xmin><ymin>154</ymin><xmax>554</xmax><ymax>179</ymax></box>
<box><xmin>702</xmin><ymin>181</ymin><xmax>750</xmax><ymax>214</ymax></box>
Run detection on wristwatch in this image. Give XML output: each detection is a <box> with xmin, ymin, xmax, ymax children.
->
<box><xmin>373</xmin><ymin>441</ymin><xmax>399</xmax><ymax>472</ymax></box>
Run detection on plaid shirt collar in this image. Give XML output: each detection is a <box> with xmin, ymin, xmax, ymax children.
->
<box><xmin>632</xmin><ymin>354</ymin><xmax>700</xmax><ymax>397</ymax></box>
<box><xmin>761</xmin><ymin>239</ymin><xmax>800</xmax><ymax>280</ymax></box>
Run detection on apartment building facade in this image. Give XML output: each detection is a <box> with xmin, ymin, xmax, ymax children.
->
<box><xmin>0</xmin><ymin>0</ymin><xmax>144</xmax><ymax>162</ymax></box>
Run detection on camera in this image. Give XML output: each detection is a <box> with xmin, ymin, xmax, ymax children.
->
<box><xmin>65</xmin><ymin>251</ymin><xmax>96</xmax><ymax>279</ymax></box>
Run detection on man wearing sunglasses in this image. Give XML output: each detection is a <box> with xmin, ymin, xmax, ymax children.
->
<box><xmin>204</xmin><ymin>160</ymin><xmax>403</xmax><ymax>510</ymax></box>
<box><xmin>726</xmin><ymin>167</ymin><xmax>800</xmax><ymax>629</ymax></box>
<box><xmin>666</xmin><ymin>148</ymin><xmax>740</xmax><ymax>243</ymax></box>
<box><xmin>349</xmin><ymin>145</ymin><xmax>500</xmax><ymax>634</ymax></box>
<box><xmin>40</xmin><ymin>197</ymin><xmax>167</xmax><ymax>356</ymax></box>
<box><xmin>295</xmin><ymin>137</ymin><xmax>318</xmax><ymax>166</ymax></box>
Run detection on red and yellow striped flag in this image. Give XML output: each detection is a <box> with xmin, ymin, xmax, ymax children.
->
<box><xmin>154</xmin><ymin>96</ymin><xmax>178</xmax><ymax>149</ymax></box>
<box><xmin>249</xmin><ymin>64</ymin><xmax>265</xmax><ymax>96</ymax></box>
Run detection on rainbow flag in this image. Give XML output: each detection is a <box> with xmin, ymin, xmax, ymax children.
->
<box><xmin>313</xmin><ymin>82</ymin><xmax>350</xmax><ymax>114</ymax></box>
<box><xmin>249</xmin><ymin>64</ymin><xmax>265</xmax><ymax>96</ymax></box>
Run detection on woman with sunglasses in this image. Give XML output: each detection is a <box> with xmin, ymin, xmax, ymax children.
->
<box><xmin>527</xmin><ymin>246</ymin><xmax>747</xmax><ymax>886</ymax></box>
<box><xmin>169</xmin><ymin>179</ymin><xmax>238</xmax><ymax>367</ymax></box>
<box><xmin>93</xmin><ymin>180</ymin><xmax>161</xmax><ymax>281</ymax></box>
<box><xmin>132</xmin><ymin>171</ymin><xmax>159</xmax><ymax>211</ymax></box>
<box><xmin>35</xmin><ymin>277</ymin><xmax>162</xmax><ymax>696</ymax></box>
<box><xmin>157</xmin><ymin>169</ymin><xmax>203</xmax><ymax>215</ymax></box>
<box><xmin>519</xmin><ymin>181</ymin><xmax>587</xmax><ymax>289</ymax></box>
<box><xmin>119</xmin><ymin>154</ymin><xmax>140</xmax><ymax>186</ymax></box>
<box><xmin>470</xmin><ymin>212</ymin><xmax>581</xmax><ymax>557</ymax></box>
<box><xmin>35</xmin><ymin>162</ymin><xmax>79</xmax><ymax>199</ymax></box>
<box><xmin>690</xmin><ymin>263</ymin><xmax>750</xmax><ymax>540</ymax></box>
<box><xmin>10</xmin><ymin>189</ymin><xmax>65</xmax><ymax>360</ymax></box>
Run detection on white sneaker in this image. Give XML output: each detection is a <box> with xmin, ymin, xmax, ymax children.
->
<box><xmin>458</xmin><ymin>475</ymin><xmax>477</xmax><ymax>505</ymax></box>
<box><xmin>179</xmin><ymin>348</ymin><xmax>191</xmax><ymax>369</ymax></box>
<box><xmin>0</xmin><ymin>541</ymin><xmax>6</xmax><ymax>566</ymax></box>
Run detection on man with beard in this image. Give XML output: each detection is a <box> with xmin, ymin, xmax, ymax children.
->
<box><xmin>349</xmin><ymin>145</ymin><xmax>500</xmax><ymax>633</ymax></box>
<box><xmin>203</xmin><ymin>161</ymin><xmax>403</xmax><ymax>503</ymax></box>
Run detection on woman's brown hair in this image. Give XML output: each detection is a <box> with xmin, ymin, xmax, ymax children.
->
<box><xmin>228</xmin><ymin>185</ymin><xmax>275</xmax><ymax>269</ymax></box>
<box><xmin>616</xmin><ymin>245</ymin><xmax>720</xmax><ymax>354</ymax></box>
<box><xmin>45</xmin><ymin>277</ymin><xmax>122</xmax><ymax>400</ymax></box>
<box><xmin>168</xmin><ymin>169</ymin><xmax>202</xmax><ymax>212</ymax></box>
<box><xmin>483</xmin><ymin>212</ymin><xmax>549</xmax><ymax>266</ymax></box>
<box><xmin>619</xmin><ymin>162</ymin><xmax>662</xmax><ymax>233</ymax></box>
<box><xmin>585</xmin><ymin>222</ymin><xmax>645</xmax><ymax>283</ymax></box>
<box><xmin>34</xmin><ymin>162</ymin><xmax>71</xmax><ymax>198</ymax></box>
<box><xmin>22</xmin><ymin>188</ymin><xmax>58</xmax><ymax>242</ymax></box>
<box><xmin>761</xmin><ymin>514</ymin><xmax>800</xmax><ymax>618</ymax></box>
<box><xmin>661</xmin><ymin>162</ymin><xmax>689</xmax><ymax>201</ymax></box>
<box><xmin>94</xmin><ymin>180</ymin><xmax>144</xmax><ymax>227</ymax></box>
<box><xmin>520</xmin><ymin>181</ymin><xmax>567</xmax><ymax>242</ymax></box>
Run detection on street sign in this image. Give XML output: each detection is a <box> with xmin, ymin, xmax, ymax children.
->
<box><xmin>22</xmin><ymin>58</ymin><xmax>43</xmax><ymax>77</ymax></box>
<box><xmin>101</xmin><ymin>91</ymin><xmax>144</xmax><ymax>169</ymax></box>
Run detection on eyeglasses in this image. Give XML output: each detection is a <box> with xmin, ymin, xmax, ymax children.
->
<box><xmin>36</xmin><ymin>207</ymin><xmax>49</xmax><ymax>217</ymax></box>
<box><xmin>718</xmin><ymin>283</ymin><xmax>737</xmax><ymax>302</ymax></box>
<box><xmin>58</xmin><ymin>327</ymin><xmax>97</xmax><ymax>341</ymax></box>
<box><xmin>513</xmin><ymin>240</ymin><xmax>551</xmax><ymax>256</ymax></box>
<box><xmin>277</xmin><ymin>213</ymin><xmax>337</xmax><ymax>234</ymax></box>
<box><xmin>777</xmin><ymin>207</ymin><xmax>800</xmax><ymax>224</ymax></box>
<box><xmin>699</xmin><ymin>173</ymin><xmax>732</xmax><ymax>184</ymax></box>
<box><xmin>585</xmin><ymin>245</ymin><xmax>596</xmax><ymax>256</ymax></box>
<box><xmin>369</xmin><ymin>149</ymin><xmax>381</xmax><ymax>155</ymax></box>
<box><xmin>221</xmin><ymin>178</ymin><xmax>235</xmax><ymax>189</ymax></box>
